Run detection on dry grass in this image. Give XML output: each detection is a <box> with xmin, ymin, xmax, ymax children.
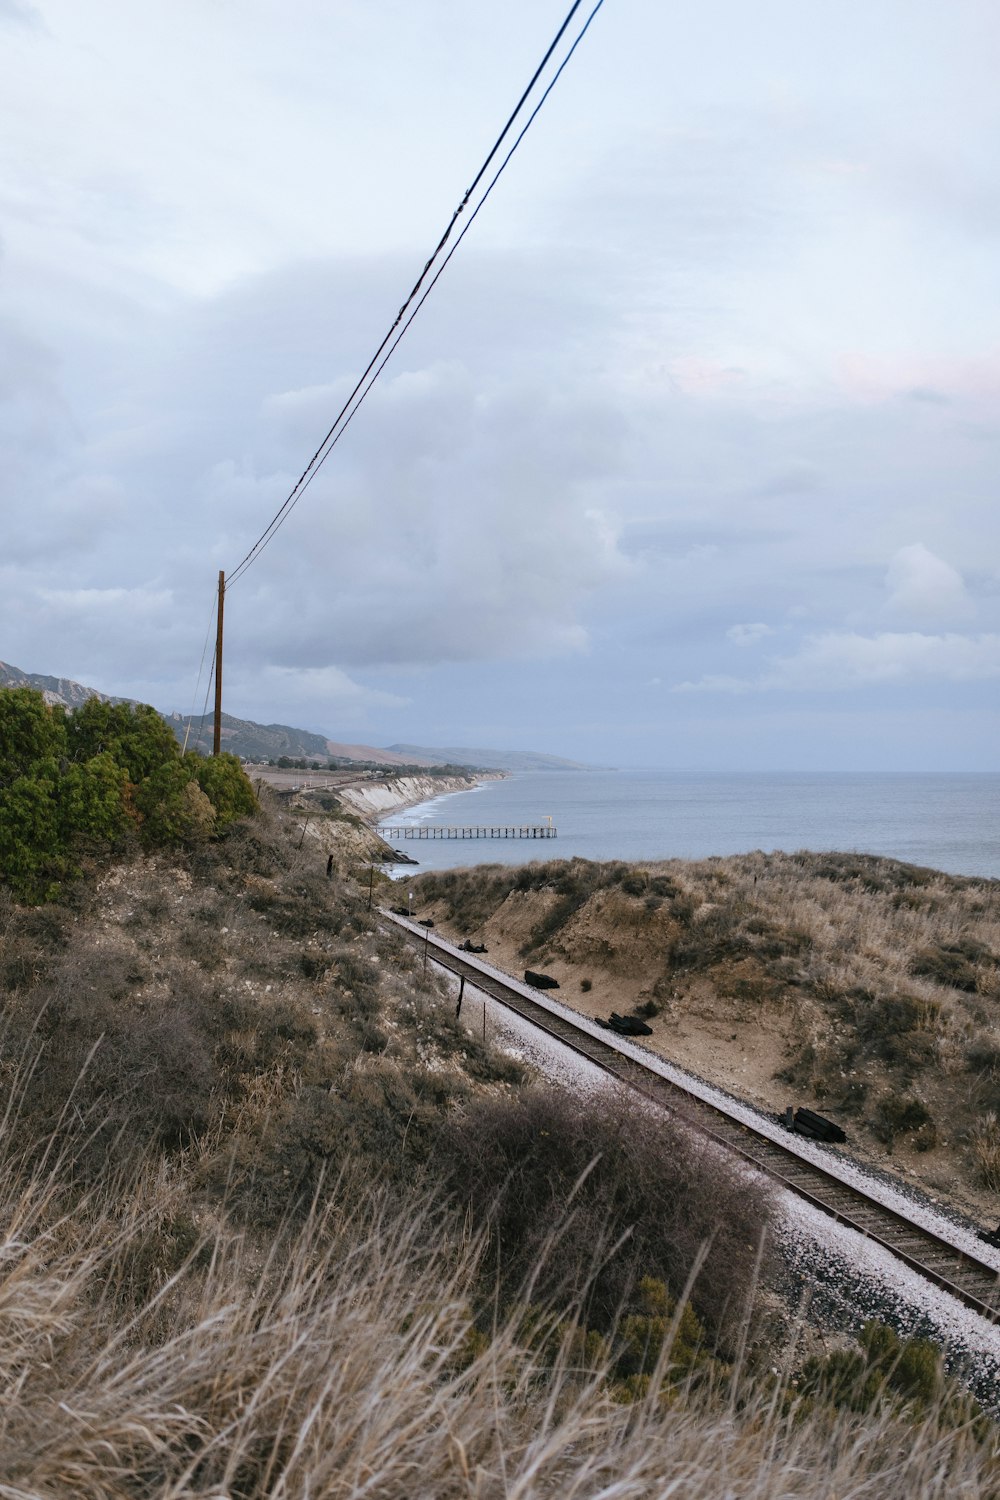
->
<box><xmin>970</xmin><ymin>1111</ymin><xmax>1000</xmax><ymax>1191</ymax></box>
<box><xmin>413</xmin><ymin>853</ymin><xmax>1000</xmax><ymax>1194</ymax></box>
<box><xmin>0</xmin><ymin>1118</ymin><xmax>995</xmax><ymax>1498</ymax></box>
<box><xmin>1</xmin><ymin>812</ymin><xmax>998</xmax><ymax>1493</ymax></box>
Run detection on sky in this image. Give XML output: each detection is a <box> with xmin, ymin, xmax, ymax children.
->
<box><xmin>1</xmin><ymin>0</ymin><xmax>998</xmax><ymax>769</ymax></box>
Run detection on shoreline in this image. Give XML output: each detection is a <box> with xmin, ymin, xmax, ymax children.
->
<box><xmin>337</xmin><ymin>770</ymin><xmax>507</xmax><ymax>827</ymax></box>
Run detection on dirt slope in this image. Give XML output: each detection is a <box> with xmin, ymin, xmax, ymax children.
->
<box><xmin>410</xmin><ymin>852</ymin><xmax>1000</xmax><ymax>1226</ymax></box>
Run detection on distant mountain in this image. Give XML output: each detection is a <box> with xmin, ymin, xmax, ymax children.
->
<box><xmin>1</xmin><ymin>661</ymin><xmax>578</xmax><ymax>772</ymax></box>
<box><xmin>384</xmin><ymin>743</ymin><xmax>592</xmax><ymax>773</ymax></box>
<box><xmin>174</xmin><ymin>713</ymin><xmax>438</xmax><ymax>767</ymax></box>
<box><xmin>0</xmin><ymin>660</ymin><xmax>127</xmax><ymax>709</ymax></box>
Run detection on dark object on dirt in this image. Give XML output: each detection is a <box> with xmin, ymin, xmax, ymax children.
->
<box><xmin>524</xmin><ymin>969</ymin><xmax>560</xmax><ymax>990</ymax></box>
<box><xmin>418</xmin><ymin>918</ymin><xmax>435</xmax><ymax>928</ymax></box>
<box><xmin>325</xmin><ymin>854</ymin><xmax>334</xmax><ymax>878</ymax></box>
<box><xmin>390</xmin><ymin>905</ymin><xmax>410</xmax><ymax>916</ymax></box>
<box><xmin>977</xmin><ymin>1222</ymin><xmax>1000</xmax><ymax>1249</ymax></box>
<box><xmin>460</xmin><ymin>939</ymin><xmax>488</xmax><ymax>954</ymax></box>
<box><xmin>783</xmin><ymin>1105</ymin><xmax>847</xmax><ymax>1144</ymax></box>
<box><xmin>597</xmin><ymin>1012</ymin><xmax>654</xmax><ymax>1037</ymax></box>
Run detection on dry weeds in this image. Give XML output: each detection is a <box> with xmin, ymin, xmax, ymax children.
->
<box><xmin>413</xmin><ymin>852</ymin><xmax>1000</xmax><ymax>1211</ymax></box>
<box><xmin>0</xmin><ymin>1120</ymin><xmax>995</xmax><ymax>1497</ymax></box>
<box><xmin>1</xmin><ymin>810</ymin><xmax>998</xmax><ymax>1493</ymax></box>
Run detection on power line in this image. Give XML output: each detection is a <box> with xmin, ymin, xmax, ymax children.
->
<box><xmin>226</xmin><ymin>0</ymin><xmax>604</xmax><ymax>588</ymax></box>
<box><xmin>181</xmin><ymin>598</ymin><xmax>218</xmax><ymax>754</ymax></box>
<box><xmin>258</xmin><ymin>0</ymin><xmax>607</xmax><ymax>529</ymax></box>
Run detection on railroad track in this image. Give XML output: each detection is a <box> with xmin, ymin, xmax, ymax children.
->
<box><xmin>381</xmin><ymin>910</ymin><xmax>1000</xmax><ymax>1327</ymax></box>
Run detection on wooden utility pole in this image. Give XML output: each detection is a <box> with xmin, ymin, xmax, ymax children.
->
<box><xmin>213</xmin><ymin>570</ymin><xmax>225</xmax><ymax>755</ymax></box>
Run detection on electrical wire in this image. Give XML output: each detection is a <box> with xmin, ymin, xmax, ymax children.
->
<box><xmin>181</xmin><ymin>598</ymin><xmax>218</xmax><ymax>754</ymax></box>
<box><xmin>245</xmin><ymin>0</ymin><xmax>607</xmax><ymax>535</ymax></box>
<box><xmin>193</xmin><ymin>645</ymin><xmax>217</xmax><ymax>754</ymax></box>
<box><xmin>226</xmin><ymin>0</ymin><xmax>604</xmax><ymax>588</ymax></box>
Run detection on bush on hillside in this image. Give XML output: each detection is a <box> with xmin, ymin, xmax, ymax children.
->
<box><xmin>0</xmin><ymin>688</ymin><xmax>258</xmax><ymax>899</ymax></box>
<box><xmin>435</xmin><ymin>1085</ymin><xmax>773</xmax><ymax>1340</ymax></box>
<box><xmin>799</xmin><ymin>1319</ymin><xmax>987</xmax><ymax>1432</ymax></box>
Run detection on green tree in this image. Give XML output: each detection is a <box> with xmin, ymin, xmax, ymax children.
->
<box><xmin>0</xmin><ymin>688</ymin><xmax>66</xmax><ymax>785</ymax></box>
<box><xmin>57</xmin><ymin>752</ymin><xmax>132</xmax><ymax>853</ymax></box>
<box><xmin>0</xmin><ymin>767</ymin><xmax>65</xmax><ymax>901</ymax></box>
<box><xmin>1</xmin><ymin>688</ymin><xmax>260</xmax><ymax>900</ymax></box>
<box><xmin>189</xmin><ymin>752</ymin><xmax>258</xmax><ymax>829</ymax></box>
<box><xmin>66</xmin><ymin>699</ymin><xmax>181</xmax><ymax>782</ymax></box>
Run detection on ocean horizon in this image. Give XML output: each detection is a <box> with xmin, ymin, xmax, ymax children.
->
<box><xmin>381</xmin><ymin>769</ymin><xmax>1000</xmax><ymax>881</ymax></box>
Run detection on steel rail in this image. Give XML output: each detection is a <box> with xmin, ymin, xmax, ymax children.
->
<box><xmin>381</xmin><ymin>910</ymin><xmax>1000</xmax><ymax>1326</ymax></box>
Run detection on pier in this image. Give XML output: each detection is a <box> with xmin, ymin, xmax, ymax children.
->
<box><xmin>381</xmin><ymin>824</ymin><xmax>557</xmax><ymax>840</ymax></box>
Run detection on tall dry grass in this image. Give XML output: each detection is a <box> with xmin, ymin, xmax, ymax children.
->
<box><xmin>2</xmin><ymin>815</ymin><xmax>998</xmax><ymax>1493</ymax></box>
<box><xmin>414</xmin><ymin>852</ymin><xmax>1000</xmax><ymax>1174</ymax></box>
<box><xmin>0</xmin><ymin>1108</ymin><xmax>997</xmax><ymax>1499</ymax></box>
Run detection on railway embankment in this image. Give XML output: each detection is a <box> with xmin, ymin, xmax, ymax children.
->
<box><xmin>387</xmin><ymin>911</ymin><xmax>1000</xmax><ymax>1404</ymax></box>
<box><xmin>407</xmin><ymin>852</ymin><xmax>1000</xmax><ymax>1228</ymax></box>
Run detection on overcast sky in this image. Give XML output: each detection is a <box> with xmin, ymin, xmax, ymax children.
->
<box><xmin>2</xmin><ymin>0</ymin><xmax>998</xmax><ymax>768</ymax></box>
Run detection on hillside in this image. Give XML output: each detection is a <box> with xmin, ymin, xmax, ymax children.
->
<box><xmin>0</xmin><ymin>777</ymin><xmax>997</xmax><ymax>1487</ymax></box>
<box><xmin>176</xmin><ymin>711</ymin><xmax>445</xmax><ymax>766</ymax></box>
<box><xmin>410</xmin><ymin>852</ymin><xmax>1000</xmax><ymax>1227</ymax></box>
<box><xmin>0</xmin><ymin>658</ymin><xmax>128</xmax><ymax>709</ymax></box>
<box><xmin>1</xmin><ymin>660</ymin><xmax>582</xmax><ymax>773</ymax></box>
<box><xmin>385</xmin><ymin>742</ymin><xmax>595</xmax><ymax>772</ymax></box>
<box><xmin>1</xmin><ymin>660</ymin><xmax>476</xmax><ymax>767</ymax></box>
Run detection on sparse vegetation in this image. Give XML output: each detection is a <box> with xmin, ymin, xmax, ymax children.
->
<box><xmin>413</xmin><ymin>851</ymin><xmax>1000</xmax><ymax>1205</ymax></box>
<box><xmin>1</xmin><ymin>777</ymin><xmax>998</xmax><ymax>1492</ymax></box>
<box><xmin>437</xmin><ymin>1085</ymin><xmax>773</xmax><ymax>1340</ymax></box>
<box><xmin>969</xmin><ymin>1111</ymin><xmax>1000</xmax><ymax>1191</ymax></box>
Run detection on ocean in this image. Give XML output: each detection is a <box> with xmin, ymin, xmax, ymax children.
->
<box><xmin>381</xmin><ymin>770</ymin><xmax>1000</xmax><ymax>881</ymax></box>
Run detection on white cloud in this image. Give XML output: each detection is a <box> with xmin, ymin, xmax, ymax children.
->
<box><xmin>676</xmin><ymin>631</ymin><xmax>1000</xmax><ymax>693</ymax></box>
<box><xmin>39</xmin><ymin>585</ymin><xmax>173</xmax><ymax>617</ymax></box>
<box><xmin>726</xmin><ymin>622</ymin><xmax>774</xmax><ymax>646</ymax></box>
<box><xmin>883</xmin><ymin>542</ymin><xmax>970</xmax><ymax>623</ymax></box>
<box><xmin>2</xmin><ymin>3</ymin><xmax>999</xmax><ymax>766</ymax></box>
<box><xmin>254</xmin><ymin>665</ymin><xmax>408</xmax><ymax>714</ymax></box>
<box><xmin>0</xmin><ymin>1</ymin><xmax>42</xmax><ymax>27</ymax></box>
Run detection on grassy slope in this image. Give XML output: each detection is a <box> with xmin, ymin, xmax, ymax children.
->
<box><xmin>0</xmin><ymin>810</ymin><xmax>997</xmax><ymax>1493</ymax></box>
<box><xmin>411</xmin><ymin>852</ymin><xmax>1000</xmax><ymax>1221</ymax></box>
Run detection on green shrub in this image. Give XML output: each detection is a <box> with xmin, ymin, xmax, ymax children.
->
<box><xmin>0</xmin><ymin>766</ymin><xmax>67</xmax><ymax>900</ymax></box>
<box><xmin>0</xmin><ymin>687</ymin><xmax>65</xmax><ymax>782</ymax></box>
<box><xmin>799</xmin><ymin>1321</ymin><xmax>975</xmax><ymax>1426</ymax></box>
<box><xmin>65</xmin><ymin>697</ymin><xmax>181</xmax><ymax>782</ymax></box>
<box><xmin>0</xmin><ymin>689</ymin><xmax>259</xmax><ymax>897</ymax></box>
<box><xmin>133</xmin><ymin>762</ymin><xmax>215</xmax><ymax>846</ymax></box>
<box><xmin>190</xmin><ymin>752</ymin><xmax>258</xmax><ymax>829</ymax></box>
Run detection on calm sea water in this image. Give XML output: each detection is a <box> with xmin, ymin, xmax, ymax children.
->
<box><xmin>381</xmin><ymin>771</ymin><xmax>1000</xmax><ymax>881</ymax></box>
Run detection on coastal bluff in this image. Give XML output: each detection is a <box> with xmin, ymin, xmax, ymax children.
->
<box><xmin>336</xmin><ymin>771</ymin><xmax>504</xmax><ymax>821</ymax></box>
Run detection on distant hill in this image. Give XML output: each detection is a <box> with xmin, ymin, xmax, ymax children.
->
<box><xmin>384</xmin><ymin>743</ymin><xmax>592</xmax><ymax>773</ymax></box>
<box><xmin>0</xmin><ymin>660</ymin><xmax>127</xmax><ymax>709</ymax></box>
<box><xmin>0</xmin><ymin>661</ymin><xmax>578</xmax><ymax>772</ymax></box>
<box><xmin>174</xmin><ymin>713</ymin><xmax>438</xmax><ymax>767</ymax></box>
